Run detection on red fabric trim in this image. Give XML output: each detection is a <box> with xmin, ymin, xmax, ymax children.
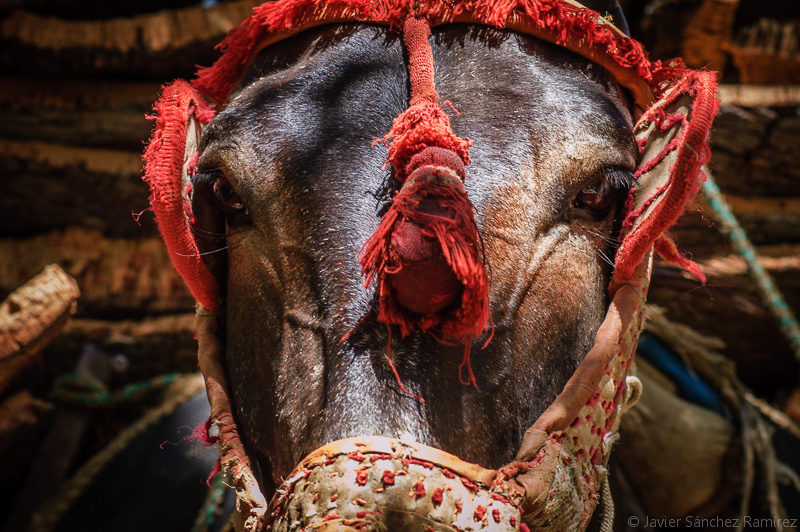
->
<box><xmin>611</xmin><ymin>70</ymin><xmax>718</xmax><ymax>291</ymax></box>
<box><xmin>143</xmin><ymin>80</ymin><xmax>221</xmax><ymax>311</ymax></box>
<box><xmin>654</xmin><ymin>234</ymin><xmax>706</xmax><ymax>283</ymax></box>
<box><xmin>192</xmin><ymin>0</ymin><xmax>666</xmax><ymax>107</ymax></box>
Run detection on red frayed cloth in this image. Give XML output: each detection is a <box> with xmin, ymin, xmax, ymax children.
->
<box><xmin>361</xmin><ymin>163</ymin><xmax>490</xmax><ymax>340</ymax></box>
<box><xmin>143</xmin><ymin>80</ymin><xmax>221</xmax><ymax>312</ymax></box>
<box><xmin>193</xmin><ymin>0</ymin><xmax>662</xmax><ymax>109</ymax></box>
<box><xmin>611</xmin><ymin>70</ymin><xmax>718</xmax><ymax>291</ymax></box>
<box><xmin>654</xmin><ymin>234</ymin><xmax>706</xmax><ymax>283</ymax></box>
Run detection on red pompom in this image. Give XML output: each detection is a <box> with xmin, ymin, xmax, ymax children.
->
<box><xmin>359</xmin><ymin>155</ymin><xmax>488</xmax><ymax>343</ymax></box>
<box><xmin>388</xmin><ymin>216</ymin><xmax>463</xmax><ymax>314</ymax></box>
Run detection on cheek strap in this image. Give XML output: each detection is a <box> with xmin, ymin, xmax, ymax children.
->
<box><xmin>612</xmin><ymin>69</ymin><xmax>718</xmax><ymax>292</ymax></box>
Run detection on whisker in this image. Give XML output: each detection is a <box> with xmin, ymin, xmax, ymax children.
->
<box><xmin>578</xmin><ymin>225</ymin><xmax>622</xmax><ymax>249</ymax></box>
<box><xmin>175</xmin><ymin>246</ymin><xmax>228</xmax><ymax>257</ymax></box>
<box><xmin>592</xmin><ymin>234</ymin><xmax>621</xmax><ymax>249</ymax></box>
<box><xmin>594</xmin><ymin>247</ymin><xmax>616</xmax><ymax>268</ymax></box>
<box><xmin>190</xmin><ymin>227</ymin><xmax>227</xmax><ymax>239</ymax></box>
<box><xmin>564</xmin><ymin>233</ymin><xmax>617</xmax><ymax>269</ymax></box>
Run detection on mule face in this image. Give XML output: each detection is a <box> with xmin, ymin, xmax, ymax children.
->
<box><xmin>193</xmin><ymin>23</ymin><xmax>636</xmax><ymax>488</ymax></box>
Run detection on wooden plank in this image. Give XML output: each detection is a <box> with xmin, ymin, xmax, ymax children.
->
<box><xmin>0</xmin><ymin>1</ymin><xmax>259</xmax><ymax>75</ymax></box>
<box><xmin>728</xmin><ymin>18</ymin><xmax>800</xmax><ymax>85</ymax></box>
<box><xmin>697</xmin><ymin>244</ymin><xmax>800</xmax><ymax>277</ymax></box>
<box><xmin>0</xmin><ymin>264</ymin><xmax>79</xmax><ymax>360</ymax></box>
<box><xmin>710</xmin><ymin>104</ymin><xmax>800</xmax><ymax>198</ymax></box>
<box><xmin>0</xmin><ymin>140</ymin><xmax>151</xmax><ymax>238</ymax></box>
<box><xmin>0</xmin><ymin>77</ymin><xmax>159</xmax><ymax>150</ymax></box>
<box><xmin>681</xmin><ymin>0</ymin><xmax>739</xmax><ymax>72</ymax></box>
<box><xmin>718</xmin><ymin>85</ymin><xmax>800</xmax><ymax>106</ymax></box>
<box><xmin>723</xmin><ymin>195</ymin><xmax>800</xmax><ymax>217</ymax></box>
<box><xmin>729</xmin><ymin>50</ymin><xmax>800</xmax><ymax>85</ymax></box>
<box><xmin>1</xmin><ymin>1</ymin><xmax>257</xmax><ymax>52</ymax></box>
<box><xmin>647</xmin><ymin>244</ymin><xmax>800</xmax><ymax>393</ymax></box>
<box><xmin>0</xmin><ymin>265</ymin><xmax>80</xmax><ymax>394</ymax></box>
<box><xmin>0</xmin><ymin>139</ymin><xmax>142</xmax><ymax>175</ymax></box>
<box><xmin>672</xmin><ymin>194</ymin><xmax>800</xmax><ymax>251</ymax></box>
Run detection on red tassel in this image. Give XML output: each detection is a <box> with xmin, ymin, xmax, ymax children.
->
<box><xmin>382</xmin><ymin>101</ymin><xmax>472</xmax><ymax>181</ymax></box>
<box><xmin>359</xmin><ymin>16</ymin><xmax>489</xmax><ymax>350</ymax></box>
<box><xmin>360</xmin><ymin>165</ymin><xmax>489</xmax><ymax>342</ymax></box>
<box><xmin>654</xmin><ymin>235</ymin><xmax>706</xmax><ymax>283</ymax></box>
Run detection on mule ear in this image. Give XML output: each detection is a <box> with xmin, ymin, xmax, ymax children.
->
<box><xmin>143</xmin><ymin>80</ymin><xmax>222</xmax><ymax>312</ymax></box>
<box><xmin>611</xmin><ymin>70</ymin><xmax>719</xmax><ymax>290</ymax></box>
<box><xmin>579</xmin><ymin>0</ymin><xmax>630</xmax><ymax>35</ymax></box>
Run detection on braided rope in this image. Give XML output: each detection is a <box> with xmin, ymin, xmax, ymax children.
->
<box><xmin>595</xmin><ymin>375</ymin><xmax>642</xmax><ymax>532</ymax></box>
<box><xmin>49</xmin><ymin>373</ymin><xmax>180</xmax><ymax>407</ymax></box>
<box><xmin>192</xmin><ymin>472</ymin><xmax>230</xmax><ymax>532</ymax></box>
<box><xmin>597</xmin><ymin>466</ymin><xmax>615</xmax><ymax>532</ymax></box>
<box><xmin>196</xmin><ymin>310</ymin><xmax>267</xmax><ymax>531</ymax></box>
<box><xmin>702</xmin><ymin>171</ymin><xmax>800</xmax><ymax>365</ymax></box>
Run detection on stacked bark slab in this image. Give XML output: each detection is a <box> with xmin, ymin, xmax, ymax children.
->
<box><xmin>0</xmin><ymin>4</ymin><xmax>245</xmax><ymax>522</ymax></box>
<box><xmin>0</xmin><ymin>266</ymin><xmax>79</xmax><ymax>493</ymax></box>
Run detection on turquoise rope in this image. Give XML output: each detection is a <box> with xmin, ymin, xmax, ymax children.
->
<box><xmin>191</xmin><ymin>473</ymin><xmax>228</xmax><ymax>532</ymax></box>
<box><xmin>49</xmin><ymin>373</ymin><xmax>181</xmax><ymax>407</ymax></box>
<box><xmin>703</xmin><ymin>173</ymin><xmax>800</xmax><ymax>364</ymax></box>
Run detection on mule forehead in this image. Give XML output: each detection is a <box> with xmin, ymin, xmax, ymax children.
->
<box><xmin>200</xmin><ymin>23</ymin><xmax>635</xmax><ymax>205</ymax></box>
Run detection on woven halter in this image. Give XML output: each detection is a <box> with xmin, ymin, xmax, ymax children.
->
<box><xmin>142</xmin><ymin>1</ymin><xmax>718</xmax><ymax>530</ymax></box>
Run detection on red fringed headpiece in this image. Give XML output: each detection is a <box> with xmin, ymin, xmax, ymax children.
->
<box><xmin>359</xmin><ymin>17</ymin><xmax>489</xmax><ymax>348</ymax></box>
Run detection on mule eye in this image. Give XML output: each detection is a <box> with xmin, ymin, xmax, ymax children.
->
<box><xmin>191</xmin><ymin>170</ymin><xmax>249</xmax><ymax>227</ymax></box>
<box><xmin>573</xmin><ymin>167</ymin><xmax>633</xmax><ymax>221</ymax></box>
<box><xmin>212</xmin><ymin>175</ymin><xmax>245</xmax><ymax>213</ymax></box>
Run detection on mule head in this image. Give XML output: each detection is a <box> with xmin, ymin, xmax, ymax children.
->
<box><xmin>190</xmin><ymin>23</ymin><xmax>636</xmax><ymax>486</ymax></box>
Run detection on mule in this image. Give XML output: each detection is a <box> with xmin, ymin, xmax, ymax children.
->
<box><xmin>143</xmin><ymin>1</ymin><xmax>717</xmax><ymax>529</ymax></box>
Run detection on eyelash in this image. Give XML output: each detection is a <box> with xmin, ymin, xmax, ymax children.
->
<box><xmin>192</xmin><ymin>171</ymin><xmax>247</xmax><ymax>215</ymax></box>
<box><xmin>572</xmin><ymin>167</ymin><xmax>634</xmax><ymax>221</ymax></box>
